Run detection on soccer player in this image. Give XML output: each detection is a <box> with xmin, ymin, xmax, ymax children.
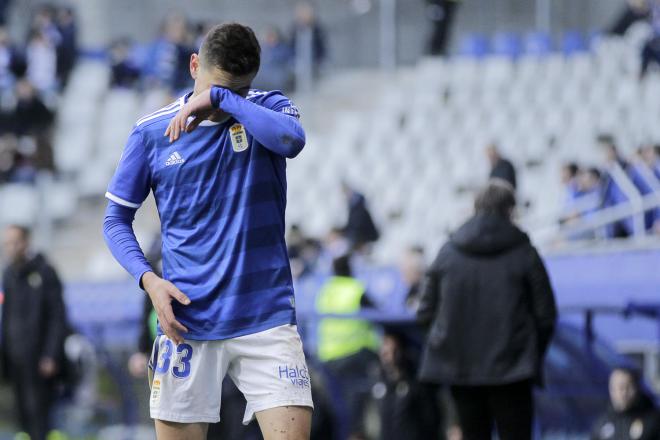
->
<box><xmin>103</xmin><ymin>23</ymin><xmax>313</xmax><ymax>440</ymax></box>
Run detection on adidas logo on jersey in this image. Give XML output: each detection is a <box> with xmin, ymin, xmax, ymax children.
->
<box><xmin>165</xmin><ymin>151</ymin><xmax>185</xmax><ymax>166</ymax></box>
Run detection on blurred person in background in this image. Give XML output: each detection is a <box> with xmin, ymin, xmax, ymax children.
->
<box><xmin>55</xmin><ymin>6</ymin><xmax>77</xmax><ymax>88</ymax></box>
<box><xmin>608</xmin><ymin>0</ymin><xmax>650</xmax><ymax>35</ymax></box>
<box><xmin>486</xmin><ymin>144</ymin><xmax>517</xmax><ymax>189</ymax></box>
<box><xmin>0</xmin><ymin>225</ymin><xmax>69</xmax><ymax>440</ymax></box>
<box><xmin>399</xmin><ymin>246</ymin><xmax>426</xmax><ymax>311</ymax></box>
<box><xmin>316</xmin><ymin>255</ymin><xmax>380</xmax><ymax>439</ymax></box>
<box><xmin>340</xmin><ymin>182</ymin><xmax>380</xmax><ymax>251</ymax></box>
<box><xmin>25</xmin><ymin>29</ymin><xmax>58</xmax><ymax>94</ymax></box>
<box><xmin>373</xmin><ymin>330</ymin><xmax>439</xmax><ymax>440</ymax></box>
<box><xmin>591</xmin><ymin>367</ymin><xmax>660</xmax><ymax>440</ymax></box>
<box><xmin>417</xmin><ymin>179</ymin><xmax>557</xmax><ymax>440</ymax></box>
<box><xmin>561</xmin><ymin>162</ymin><xmax>581</xmax><ymax>203</ymax></box>
<box><xmin>291</xmin><ymin>2</ymin><xmax>327</xmax><ymax>78</ymax></box>
<box><xmin>12</xmin><ymin>77</ymin><xmax>55</xmax><ymax>171</ymax></box>
<box><xmin>0</xmin><ymin>0</ymin><xmax>10</xmax><ymax>25</ymax></box>
<box><xmin>426</xmin><ymin>0</ymin><xmax>461</xmax><ymax>56</ymax></box>
<box><xmin>641</xmin><ymin>0</ymin><xmax>660</xmax><ymax>77</ymax></box>
<box><xmin>0</xmin><ymin>27</ymin><xmax>22</xmax><ymax>94</ymax></box>
<box><xmin>255</xmin><ymin>27</ymin><xmax>293</xmax><ymax>92</ymax></box>
<box><xmin>109</xmin><ymin>38</ymin><xmax>141</xmax><ymax>89</ymax></box>
<box><xmin>599</xmin><ymin>135</ymin><xmax>656</xmax><ymax>237</ymax></box>
<box><xmin>145</xmin><ymin>13</ymin><xmax>194</xmax><ymax>94</ymax></box>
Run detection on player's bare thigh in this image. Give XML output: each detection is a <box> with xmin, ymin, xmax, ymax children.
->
<box><xmin>154</xmin><ymin>420</ymin><xmax>209</xmax><ymax>440</ymax></box>
<box><xmin>255</xmin><ymin>405</ymin><xmax>312</xmax><ymax>440</ymax></box>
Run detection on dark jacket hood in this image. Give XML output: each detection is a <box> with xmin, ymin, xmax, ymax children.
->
<box><xmin>450</xmin><ymin>213</ymin><xmax>529</xmax><ymax>255</ymax></box>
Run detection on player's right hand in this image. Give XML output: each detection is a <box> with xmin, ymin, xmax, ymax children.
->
<box><xmin>142</xmin><ymin>271</ymin><xmax>191</xmax><ymax>344</ymax></box>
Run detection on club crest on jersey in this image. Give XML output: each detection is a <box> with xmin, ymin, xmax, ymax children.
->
<box><xmin>230</xmin><ymin>123</ymin><xmax>249</xmax><ymax>152</ymax></box>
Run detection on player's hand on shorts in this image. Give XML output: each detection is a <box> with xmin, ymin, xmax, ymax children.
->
<box><xmin>142</xmin><ymin>271</ymin><xmax>190</xmax><ymax>344</ymax></box>
<box><xmin>165</xmin><ymin>88</ymin><xmax>215</xmax><ymax>142</ymax></box>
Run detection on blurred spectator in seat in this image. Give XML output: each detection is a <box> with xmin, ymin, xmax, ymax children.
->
<box><xmin>374</xmin><ymin>330</ymin><xmax>440</xmax><ymax>440</ymax></box>
<box><xmin>109</xmin><ymin>38</ymin><xmax>141</xmax><ymax>89</ymax></box>
<box><xmin>55</xmin><ymin>6</ymin><xmax>77</xmax><ymax>88</ymax></box>
<box><xmin>640</xmin><ymin>145</ymin><xmax>660</xmax><ymax>180</ymax></box>
<box><xmin>576</xmin><ymin>167</ymin><xmax>605</xmax><ymax>223</ymax></box>
<box><xmin>13</xmin><ymin>78</ymin><xmax>55</xmax><ymax>171</ymax></box>
<box><xmin>608</xmin><ymin>0</ymin><xmax>650</xmax><ymax>35</ymax></box>
<box><xmin>559</xmin><ymin>162</ymin><xmax>581</xmax><ymax>221</ymax></box>
<box><xmin>316</xmin><ymin>255</ymin><xmax>380</xmax><ymax>439</ymax></box>
<box><xmin>0</xmin><ymin>133</ymin><xmax>15</xmax><ymax>181</ymax></box>
<box><xmin>13</xmin><ymin>78</ymin><xmax>54</xmax><ymax>136</ymax></box>
<box><xmin>291</xmin><ymin>2</ymin><xmax>327</xmax><ymax>78</ymax></box>
<box><xmin>0</xmin><ymin>225</ymin><xmax>69</xmax><ymax>440</ymax></box>
<box><xmin>0</xmin><ymin>27</ymin><xmax>22</xmax><ymax>94</ymax></box>
<box><xmin>0</xmin><ymin>0</ymin><xmax>11</xmax><ymax>25</ymax></box>
<box><xmin>426</xmin><ymin>0</ymin><xmax>462</xmax><ymax>56</ymax></box>
<box><xmin>255</xmin><ymin>27</ymin><xmax>293</xmax><ymax>92</ymax></box>
<box><xmin>287</xmin><ymin>224</ymin><xmax>322</xmax><ymax>279</ymax></box>
<box><xmin>591</xmin><ymin>367</ymin><xmax>660</xmax><ymax>440</ymax></box>
<box><xmin>417</xmin><ymin>179</ymin><xmax>557</xmax><ymax>440</ymax></box>
<box><xmin>640</xmin><ymin>0</ymin><xmax>660</xmax><ymax>77</ymax></box>
<box><xmin>486</xmin><ymin>144</ymin><xmax>517</xmax><ymax>189</ymax></box>
<box><xmin>30</xmin><ymin>5</ymin><xmax>61</xmax><ymax>48</ymax></box>
<box><xmin>26</xmin><ymin>29</ymin><xmax>58</xmax><ymax>94</ymax></box>
<box><xmin>599</xmin><ymin>135</ymin><xmax>655</xmax><ymax>236</ymax></box>
<box><xmin>399</xmin><ymin>246</ymin><xmax>426</xmax><ymax>311</ymax></box>
<box><xmin>144</xmin><ymin>13</ymin><xmax>193</xmax><ymax>94</ymax></box>
<box><xmin>340</xmin><ymin>182</ymin><xmax>380</xmax><ymax>251</ymax></box>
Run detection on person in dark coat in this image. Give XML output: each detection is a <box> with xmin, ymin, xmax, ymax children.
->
<box><xmin>341</xmin><ymin>183</ymin><xmax>380</xmax><ymax>251</ymax></box>
<box><xmin>592</xmin><ymin>367</ymin><xmax>660</xmax><ymax>440</ymax></box>
<box><xmin>0</xmin><ymin>225</ymin><xmax>68</xmax><ymax>440</ymax></box>
<box><xmin>417</xmin><ymin>179</ymin><xmax>557</xmax><ymax>440</ymax></box>
<box><xmin>486</xmin><ymin>144</ymin><xmax>517</xmax><ymax>189</ymax></box>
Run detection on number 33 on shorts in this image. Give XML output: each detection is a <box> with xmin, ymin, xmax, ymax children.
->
<box><xmin>151</xmin><ymin>336</ymin><xmax>194</xmax><ymax>379</ymax></box>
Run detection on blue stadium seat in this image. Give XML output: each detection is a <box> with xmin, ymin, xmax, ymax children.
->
<box><xmin>492</xmin><ymin>32</ymin><xmax>522</xmax><ymax>59</ymax></box>
<box><xmin>458</xmin><ymin>33</ymin><xmax>490</xmax><ymax>59</ymax></box>
<box><xmin>524</xmin><ymin>31</ymin><xmax>553</xmax><ymax>56</ymax></box>
<box><xmin>562</xmin><ymin>31</ymin><xmax>588</xmax><ymax>56</ymax></box>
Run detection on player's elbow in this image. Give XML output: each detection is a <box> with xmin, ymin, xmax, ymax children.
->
<box><xmin>281</xmin><ymin>128</ymin><xmax>306</xmax><ymax>158</ymax></box>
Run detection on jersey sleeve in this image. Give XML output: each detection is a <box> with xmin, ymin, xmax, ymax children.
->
<box><xmin>260</xmin><ymin>92</ymin><xmax>301</xmax><ymax>119</ymax></box>
<box><xmin>105</xmin><ymin>127</ymin><xmax>152</xmax><ymax>208</ymax></box>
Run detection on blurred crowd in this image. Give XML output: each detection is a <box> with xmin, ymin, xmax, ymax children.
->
<box><xmin>0</xmin><ymin>3</ymin><xmax>77</xmax><ymax>185</ymax></box>
<box><xmin>609</xmin><ymin>0</ymin><xmax>660</xmax><ymax>78</ymax></box>
<box><xmin>559</xmin><ymin>135</ymin><xmax>660</xmax><ymax>239</ymax></box>
<box><xmin>109</xmin><ymin>3</ymin><xmax>327</xmax><ymax>96</ymax></box>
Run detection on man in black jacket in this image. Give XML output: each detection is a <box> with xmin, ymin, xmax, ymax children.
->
<box><xmin>417</xmin><ymin>179</ymin><xmax>557</xmax><ymax>440</ymax></box>
<box><xmin>591</xmin><ymin>367</ymin><xmax>660</xmax><ymax>440</ymax></box>
<box><xmin>0</xmin><ymin>225</ymin><xmax>68</xmax><ymax>440</ymax></box>
<box><xmin>340</xmin><ymin>183</ymin><xmax>380</xmax><ymax>251</ymax></box>
<box><xmin>486</xmin><ymin>145</ymin><xmax>517</xmax><ymax>190</ymax></box>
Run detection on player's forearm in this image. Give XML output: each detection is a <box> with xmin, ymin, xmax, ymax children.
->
<box><xmin>103</xmin><ymin>201</ymin><xmax>153</xmax><ymax>285</ymax></box>
<box><xmin>211</xmin><ymin>87</ymin><xmax>305</xmax><ymax>158</ymax></box>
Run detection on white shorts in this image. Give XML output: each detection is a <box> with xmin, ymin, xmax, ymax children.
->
<box><xmin>148</xmin><ymin>324</ymin><xmax>314</xmax><ymax>424</ymax></box>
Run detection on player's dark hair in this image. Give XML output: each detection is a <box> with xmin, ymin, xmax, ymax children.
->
<box><xmin>475</xmin><ymin>179</ymin><xmax>516</xmax><ymax>218</ymax></box>
<box><xmin>200</xmin><ymin>23</ymin><xmax>261</xmax><ymax>76</ymax></box>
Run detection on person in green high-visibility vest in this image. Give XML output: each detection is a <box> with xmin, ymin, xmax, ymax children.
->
<box><xmin>315</xmin><ymin>254</ymin><xmax>379</xmax><ymax>439</ymax></box>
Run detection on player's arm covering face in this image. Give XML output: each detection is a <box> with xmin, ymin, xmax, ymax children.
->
<box><xmin>166</xmin><ymin>86</ymin><xmax>305</xmax><ymax>159</ymax></box>
<box><xmin>212</xmin><ymin>86</ymin><xmax>305</xmax><ymax>158</ymax></box>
